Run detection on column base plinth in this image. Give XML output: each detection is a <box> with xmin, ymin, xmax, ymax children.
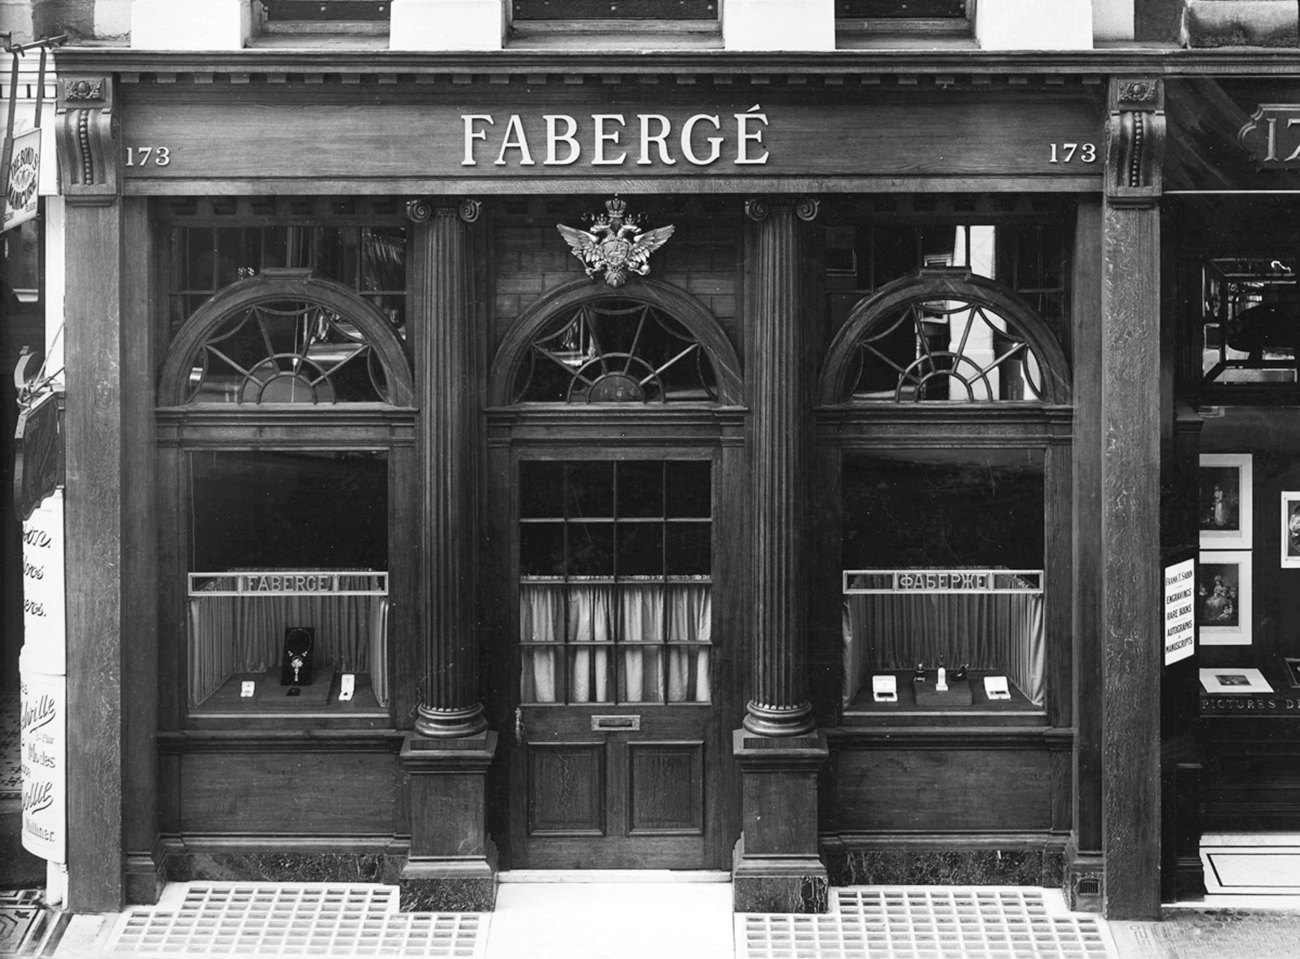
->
<box><xmin>742</xmin><ymin>700</ymin><xmax>816</xmax><ymax>737</ymax></box>
<box><xmin>400</xmin><ymin>731</ymin><xmax>498</xmax><ymax>910</ymax></box>
<box><xmin>414</xmin><ymin>704</ymin><xmax>489</xmax><ymax>739</ymax></box>
<box><xmin>732</xmin><ymin>729</ymin><xmax>829</xmax><ymax>913</ymax></box>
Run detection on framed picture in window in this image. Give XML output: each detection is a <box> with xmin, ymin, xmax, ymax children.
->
<box><xmin>1282</xmin><ymin>492</ymin><xmax>1300</xmax><ymax>568</ymax></box>
<box><xmin>1198</xmin><ymin>551</ymin><xmax>1251</xmax><ymax>645</ymax></box>
<box><xmin>1199</xmin><ymin>453</ymin><xmax>1252</xmax><ymax>550</ymax></box>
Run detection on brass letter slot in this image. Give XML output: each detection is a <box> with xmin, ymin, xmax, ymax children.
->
<box><xmin>591</xmin><ymin>715</ymin><xmax>641</xmax><ymax>731</ymax></box>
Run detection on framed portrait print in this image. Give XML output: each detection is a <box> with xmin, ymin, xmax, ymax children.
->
<box><xmin>1198</xmin><ymin>550</ymin><xmax>1252</xmax><ymax>645</ymax></box>
<box><xmin>1282</xmin><ymin>492</ymin><xmax>1300</xmax><ymax>568</ymax></box>
<box><xmin>1199</xmin><ymin>453</ymin><xmax>1252</xmax><ymax>550</ymax></box>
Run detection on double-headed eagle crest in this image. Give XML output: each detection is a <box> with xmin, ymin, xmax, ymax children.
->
<box><xmin>557</xmin><ymin>197</ymin><xmax>675</xmax><ymax>288</ymax></box>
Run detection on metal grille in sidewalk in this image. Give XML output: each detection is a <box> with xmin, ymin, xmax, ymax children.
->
<box><xmin>103</xmin><ymin>883</ymin><xmax>486</xmax><ymax>957</ymax></box>
<box><xmin>740</xmin><ymin>887</ymin><xmax>1117</xmax><ymax>959</ymax></box>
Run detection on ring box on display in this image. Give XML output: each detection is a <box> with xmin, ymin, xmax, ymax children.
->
<box><xmin>872</xmin><ymin>674</ymin><xmax>898</xmax><ymax>702</ymax></box>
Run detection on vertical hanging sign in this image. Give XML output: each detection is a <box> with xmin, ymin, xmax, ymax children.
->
<box><xmin>15</xmin><ymin>383</ymin><xmax>66</xmax><ymax>864</ymax></box>
<box><xmin>1164</xmin><ymin>558</ymin><xmax>1196</xmax><ymax>666</ymax></box>
<box><xmin>2</xmin><ymin>43</ymin><xmax>49</xmax><ymax>233</ymax></box>
<box><xmin>20</xmin><ymin>489</ymin><xmax>66</xmax><ymax>862</ymax></box>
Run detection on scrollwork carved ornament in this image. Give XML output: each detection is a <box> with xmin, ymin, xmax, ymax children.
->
<box><xmin>1105</xmin><ymin>78</ymin><xmax>1165</xmax><ymax>207</ymax></box>
<box><xmin>745</xmin><ymin>196</ymin><xmax>820</xmax><ymax>222</ymax></box>
<box><xmin>54</xmin><ymin>74</ymin><xmax>118</xmax><ymax>202</ymax></box>
<box><xmin>406</xmin><ymin>198</ymin><xmax>482</xmax><ymax>224</ymax></box>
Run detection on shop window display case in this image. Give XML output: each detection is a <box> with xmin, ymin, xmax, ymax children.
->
<box><xmin>185</xmin><ymin>450</ymin><xmax>390</xmax><ymax>717</ymax></box>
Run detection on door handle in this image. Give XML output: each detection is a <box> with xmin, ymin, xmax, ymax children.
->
<box><xmin>515</xmin><ymin>706</ymin><xmax>525</xmax><ymax>745</ymax></box>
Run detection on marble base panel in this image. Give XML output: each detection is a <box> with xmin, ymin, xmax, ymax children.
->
<box><xmin>733</xmin><ymin>874</ymin><xmax>829</xmax><ymax>914</ymax></box>
<box><xmin>399</xmin><ymin>876</ymin><xmax>497</xmax><ymax>912</ymax></box>
<box><xmin>164</xmin><ymin>852</ymin><xmax>404</xmax><ymax>886</ymax></box>
<box><xmin>825</xmin><ymin>847</ymin><xmax>1066</xmax><ymax>888</ymax></box>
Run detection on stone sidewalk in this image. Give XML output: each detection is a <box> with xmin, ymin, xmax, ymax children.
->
<box><xmin>1111</xmin><ymin>904</ymin><xmax>1300</xmax><ymax>959</ymax></box>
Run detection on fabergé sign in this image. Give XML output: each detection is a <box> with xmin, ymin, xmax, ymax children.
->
<box><xmin>119</xmin><ymin>98</ymin><xmax>1103</xmax><ymax>185</ymax></box>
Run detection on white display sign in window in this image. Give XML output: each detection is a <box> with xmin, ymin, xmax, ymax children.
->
<box><xmin>1164</xmin><ymin>558</ymin><xmax>1196</xmax><ymax>666</ymax></box>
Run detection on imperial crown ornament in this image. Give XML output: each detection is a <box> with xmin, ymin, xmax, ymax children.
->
<box><xmin>557</xmin><ymin>197</ymin><xmax>675</xmax><ymax>288</ymax></box>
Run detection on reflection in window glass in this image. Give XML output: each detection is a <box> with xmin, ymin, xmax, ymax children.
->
<box><xmin>841</xmin><ymin>450</ymin><xmax>1046</xmax><ymax>710</ymax></box>
<box><xmin>168</xmin><ymin>225</ymin><xmax>406</xmax><ymax>338</ymax></box>
<box><xmin>518</xmin><ymin>460</ymin><xmax>712</xmax><ymax>705</ymax></box>
<box><xmin>512</xmin><ymin>300</ymin><xmax>718</xmax><ymax>404</ymax></box>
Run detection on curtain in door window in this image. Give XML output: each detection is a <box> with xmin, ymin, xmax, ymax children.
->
<box><xmin>518</xmin><ymin>582</ymin><xmax>712</xmax><ymax>704</ymax></box>
<box><xmin>666</xmin><ymin>583</ymin><xmax>711</xmax><ymax>703</ymax></box>
<box><xmin>568</xmin><ymin>585</ymin><xmax>614</xmax><ymax>703</ymax></box>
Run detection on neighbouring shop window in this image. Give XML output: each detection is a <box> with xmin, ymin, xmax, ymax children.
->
<box><xmin>166</xmin><ymin>224</ymin><xmax>406</xmax><ymax>338</ymax></box>
<box><xmin>511</xmin><ymin>299</ymin><xmax>718</xmax><ymax>403</ymax></box>
<box><xmin>1200</xmin><ymin>256</ymin><xmax>1300</xmax><ymax>392</ymax></box>
<box><xmin>186</xmin><ymin>450</ymin><xmax>390</xmax><ymax>711</ymax></box>
<box><xmin>519</xmin><ymin>460</ymin><xmax>712</xmax><ymax>705</ymax></box>
<box><xmin>841</xmin><ymin>449</ymin><xmax>1046</xmax><ymax>712</ymax></box>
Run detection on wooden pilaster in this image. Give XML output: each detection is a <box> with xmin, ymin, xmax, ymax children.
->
<box><xmin>1098</xmin><ymin>77</ymin><xmax>1166</xmax><ymax>921</ymax></box>
<box><xmin>1068</xmin><ymin>196</ymin><xmax>1105</xmax><ymax>912</ymax></box>
<box><xmin>55</xmin><ymin>72</ymin><xmax>126</xmax><ymax>912</ymax></box>
<box><xmin>743</xmin><ymin>196</ymin><xmax>819</xmax><ymax>737</ymax></box>
<box><xmin>408</xmin><ymin>199</ymin><xmax>488</xmax><ymax>739</ymax></box>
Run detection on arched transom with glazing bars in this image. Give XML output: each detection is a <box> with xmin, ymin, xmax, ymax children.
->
<box><xmin>490</xmin><ymin>280</ymin><xmax>743</xmax><ymax>407</ymax></box>
<box><xmin>818</xmin><ymin>270</ymin><xmax>1071</xmax><ymax>407</ymax></box>
<box><xmin>157</xmin><ymin>271</ymin><xmax>414</xmax><ymax>408</ymax></box>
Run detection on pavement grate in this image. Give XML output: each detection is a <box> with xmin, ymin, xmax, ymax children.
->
<box><xmin>103</xmin><ymin>883</ymin><xmax>486</xmax><ymax>957</ymax></box>
<box><xmin>740</xmin><ymin>886</ymin><xmax>1118</xmax><ymax>959</ymax></box>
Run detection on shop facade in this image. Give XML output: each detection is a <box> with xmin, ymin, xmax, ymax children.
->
<box><xmin>38</xmin><ymin>33</ymin><xmax>1211</xmax><ymax>922</ymax></box>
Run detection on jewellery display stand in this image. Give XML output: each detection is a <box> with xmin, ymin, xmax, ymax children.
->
<box><xmin>914</xmin><ymin>676</ymin><xmax>975</xmax><ymax>707</ymax></box>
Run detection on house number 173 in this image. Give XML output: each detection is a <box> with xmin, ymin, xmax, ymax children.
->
<box><xmin>1049</xmin><ymin>143</ymin><xmax>1097</xmax><ymax>163</ymax></box>
<box><xmin>124</xmin><ymin>146</ymin><xmax>171</xmax><ymax>166</ymax></box>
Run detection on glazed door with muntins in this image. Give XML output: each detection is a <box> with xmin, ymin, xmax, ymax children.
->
<box><xmin>509</xmin><ymin>458</ymin><xmax>720</xmax><ymax>869</ymax></box>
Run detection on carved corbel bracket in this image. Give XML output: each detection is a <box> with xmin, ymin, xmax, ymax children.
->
<box><xmin>1105</xmin><ymin>78</ymin><xmax>1166</xmax><ymax>208</ymax></box>
<box><xmin>407</xmin><ymin>198</ymin><xmax>482</xmax><ymax>224</ymax></box>
<box><xmin>55</xmin><ymin>75</ymin><xmax>119</xmax><ymax>204</ymax></box>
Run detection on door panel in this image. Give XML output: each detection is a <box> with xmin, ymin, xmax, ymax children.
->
<box><xmin>527</xmin><ymin>743</ymin><xmax>607</xmax><ymax>836</ymax></box>
<box><xmin>627</xmin><ymin>741</ymin><xmax>704</xmax><ymax>835</ymax></box>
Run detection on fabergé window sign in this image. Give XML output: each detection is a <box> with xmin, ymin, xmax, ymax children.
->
<box><xmin>119</xmin><ymin>97</ymin><xmax>1103</xmax><ymax>182</ymax></box>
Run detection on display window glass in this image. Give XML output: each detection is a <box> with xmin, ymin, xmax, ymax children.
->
<box><xmin>518</xmin><ymin>459</ymin><xmax>712</xmax><ymax>706</ymax></box>
<box><xmin>840</xmin><ymin>449</ymin><xmax>1046</xmax><ymax>714</ymax></box>
<box><xmin>185</xmin><ymin>450</ymin><xmax>391</xmax><ymax>713</ymax></box>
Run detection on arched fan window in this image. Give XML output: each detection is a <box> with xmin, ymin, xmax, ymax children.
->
<box><xmin>513</xmin><ymin>299</ymin><xmax>716</xmax><ymax>404</ymax></box>
<box><xmin>819</xmin><ymin>269</ymin><xmax>1070</xmax><ymax>406</ymax></box>
<box><xmin>490</xmin><ymin>280</ymin><xmax>743</xmax><ymax>407</ymax></box>
<box><xmin>158</xmin><ymin>270</ymin><xmax>413</xmax><ymax>407</ymax></box>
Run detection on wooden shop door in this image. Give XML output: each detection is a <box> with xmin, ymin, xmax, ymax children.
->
<box><xmin>507</xmin><ymin>459</ymin><xmax>725</xmax><ymax>869</ymax></box>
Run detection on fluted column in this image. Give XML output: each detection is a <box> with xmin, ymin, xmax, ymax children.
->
<box><xmin>409</xmin><ymin>198</ymin><xmax>487</xmax><ymax>739</ymax></box>
<box><xmin>744</xmin><ymin>196</ymin><xmax>819</xmax><ymax>737</ymax></box>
